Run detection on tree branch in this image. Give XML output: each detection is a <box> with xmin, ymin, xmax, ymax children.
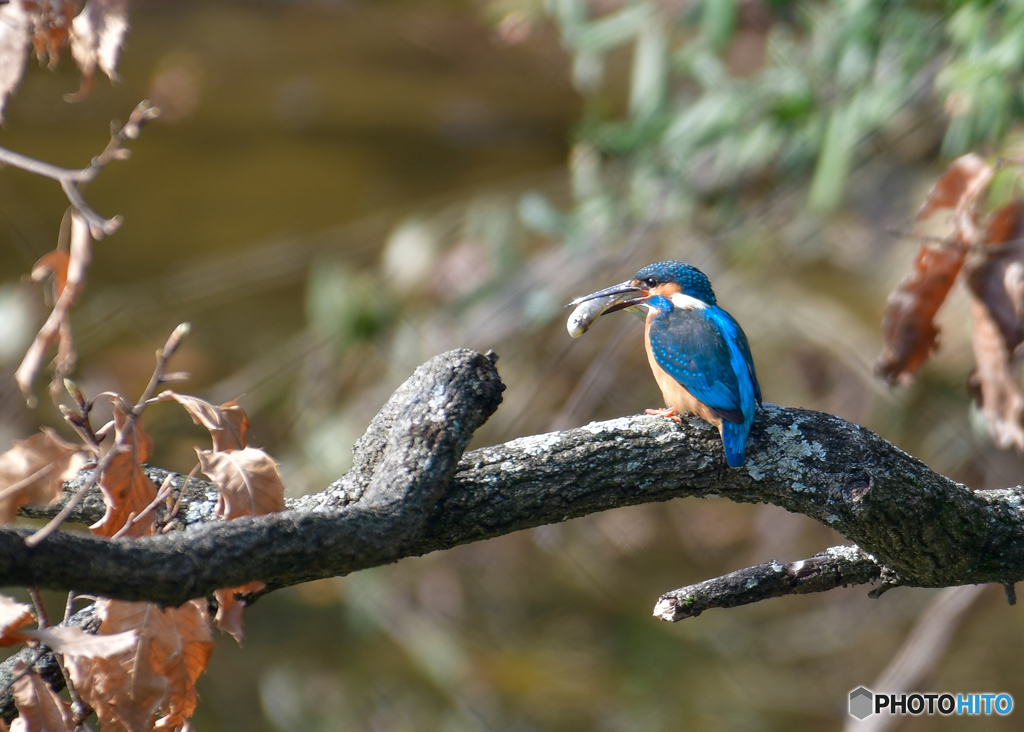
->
<box><xmin>653</xmin><ymin>546</ymin><xmax>883</xmax><ymax>621</ymax></box>
<box><xmin>4</xmin><ymin>349</ymin><xmax>1024</xmax><ymax>614</ymax></box>
<box><xmin>0</xmin><ymin>101</ymin><xmax>159</xmax><ymax>238</ymax></box>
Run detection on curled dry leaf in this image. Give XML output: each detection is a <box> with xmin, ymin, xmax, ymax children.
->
<box><xmin>157</xmin><ymin>391</ymin><xmax>249</xmax><ymax>452</ymax></box>
<box><xmin>0</xmin><ymin>1</ymin><xmax>32</xmax><ymax>122</ymax></box>
<box><xmin>0</xmin><ymin>595</ymin><xmax>35</xmax><ymax>647</ymax></box>
<box><xmin>198</xmin><ymin>442</ymin><xmax>281</xmax><ymax>641</ymax></box>
<box><xmin>197</xmin><ymin>447</ymin><xmax>286</xmax><ymax>521</ymax></box>
<box><xmin>9</xmin><ymin>661</ymin><xmax>74</xmax><ymax>732</ymax></box>
<box><xmin>15</xmin><ymin>211</ymin><xmax>92</xmax><ymax>405</ymax></box>
<box><xmin>965</xmin><ymin>199</ymin><xmax>1024</xmax><ymax>449</ymax></box>
<box><xmin>29</xmin><ymin>250</ymin><xmax>70</xmax><ymax>302</ymax></box>
<box><xmin>20</xmin><ymin>624</ymin><xmax>137</xmax><ymax>657</ymax></box>
<box><xmin>876</xmin><ymin>154</ymin><xmax>995</xmax><ymax>384</ymax></box>
<box><xmin>62</xmin><ymin>598</ymin><xmax>213</xmax><ymax>732</ymax></box>
<box><xmin>67</xmin><ymin>0</ymin><xmax>128</xmax><ymax>101</ymax></box>
<box><xmin>0</xmin><ymin>428</ymin><xmax>87</xmax><ymax>525</ymax></box>
<box><xmin>23</xmin><ymin>0</ymin><xmax>77</xmax><ymax>70</ymax></box>
<box><xmin>91</xmin><ymin>401</ymin><xmax>158</xmax><ymax>539</ymax></box>
<box><xmin>212</xmin><ymin>581</ymin><xmax>264</xmax><ymax>643</ymax></box>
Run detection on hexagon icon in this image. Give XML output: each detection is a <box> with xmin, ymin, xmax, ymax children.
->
<box><xmin>849</xmin><ymin>687</ymin><xmax>873</xmax><ymax>720</ymax></box>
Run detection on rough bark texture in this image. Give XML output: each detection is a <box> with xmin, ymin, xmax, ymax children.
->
<box><xmin>653</xmin><ymin>546</ymin><xmax>884</xmax><ymax>621</ymax></box>
<box><xmin>3</xmin><ymin>348</ymin><xmax>1024</xmax><ymax>616</ymax></box>
<box><xmin>5</xmin><ymin>347</ymin><xmax>1024</xmax><ymax>721</ymax></box>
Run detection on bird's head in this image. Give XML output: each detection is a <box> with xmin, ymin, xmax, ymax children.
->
<box><xmin>569</xmin><ymin>260</ymin><xmax>717</xmax><ymax>316</ymax></box>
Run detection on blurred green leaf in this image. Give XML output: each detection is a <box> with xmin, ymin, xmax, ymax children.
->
<box><xmin>629</xmin><ymin>21</ymin><xmax>668</xmax><ymax>120</ymax></box>
<box><xmin>573</xmin><ymin>4</ymin><xmax>652</xmax><ymax>53</ymax></box>
<box><xmin>700</xmin><ymin>0</ymin><xmax>736</xmax><ymax>51</ymax></box>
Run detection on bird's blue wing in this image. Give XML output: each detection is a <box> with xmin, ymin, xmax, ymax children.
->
<box><xmin>647</xmin><ymin>307</ymin><xmax>758</xmax><ymax>423</ymax></box>
<box><xmin>729</xmin><ymin>315</ymin><xmax>762</xmax><ymax>406</ymax></box>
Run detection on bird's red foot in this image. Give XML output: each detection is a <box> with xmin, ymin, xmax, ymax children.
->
<box><xmin>645</xmin><ymin>407</ymin><xmax>682</xmax><ymax>423</ymax></box>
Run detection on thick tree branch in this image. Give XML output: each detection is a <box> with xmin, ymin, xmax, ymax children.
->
<box><xmin>4</xmin><ymin>349</ymin><xmax>1024</xmax><ymax>613</ymax></box>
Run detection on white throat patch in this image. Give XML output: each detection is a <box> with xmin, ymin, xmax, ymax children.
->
<box><xmin>669</xmin><ymin>292</ymin><xmax>707</xmax><ymax>310</ymax></box>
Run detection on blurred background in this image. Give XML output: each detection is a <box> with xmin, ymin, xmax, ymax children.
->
<box><xmin>2</xmin><ymin>0</ymin><xmax>1024</xmax><ymax>729</ymax></box>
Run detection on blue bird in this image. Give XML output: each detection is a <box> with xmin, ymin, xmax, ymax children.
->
<box><xmin>571</xmin><ymin>261</ymin><xmax>761</xmax><ymax>467</ymax></box>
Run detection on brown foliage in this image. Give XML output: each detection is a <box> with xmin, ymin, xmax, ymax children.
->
<box><xmin>197</xmin><ymin>447</ymin><xmax>285</xmax><ymax>522</ymax></box>
<box><xmin>0</xmin><ymin>429</ymin><xmax>86</xmax><ymax>525</ymax></box>
<box><xmin>63</xmin><ymin>599</ymin><xmax>213</xmax><ymax>732</ymax></box>
<box><xmin>90</xmin><ymin>401</ymin><xmax>158</xmax><ymax>539</ymax></box>
<box><xmin>211</xmin><ymin>581</ymin><xmax>264</xmax><ymax>644</ymax></box>
<box><xmin>156</xmin><ymin>392</ymin><xmax>249</xmax><ymax>452</ymax></box>
<box><xmin>0</xmin><ymin>596</ymin><xmax>35</xmax><ymax>646</ymax></box>
<box><xmin>15</xmin><ymin>212</ymin><xmax>92</xmax><ymax>406</ymax></box>
<box><xmin>965</xmin><ymin>200</ymin><xmax>1024</xmax><ymax>448</ymax></box>
<box><xmin>878</xmin><ymin>156</ymin><xmax>1024</xmax><ymax>447</ymax></box>
<box><xmin>30</xmin><ymin>250</ymin><xmax>70</xmax><ymax>302</ymax></box>
<box><xmin>194</xmin><ymin>434</ymin><xmax>284</xmax><ymax>641</ymax></box>
<box><xmin>8</xmin><ymin>660</ymin><xmax>73</xmax><ymax>732</ymax></box>
<box><xmin>0</xmin><ymin>2</ymin><xmax>31</xmax><ymax>121</ymax></box>
<box><xmin>67</xmin><ymin>0</ymin><xmax>128</xmax><ymax>100</ymax></box>
<box><xmin>876</xmin><ymin>154</ymin><xmax>993</xmax><ymax>384</ymax></box>
<box><xmin>0</xmin><ymin>0</ymin><xmax>130</xmax><ymax>119</ymax></box>
<box><xmin>0</xmin><ymin>368</ymin><xmax>289</xmax><ymax>726</ymax></box>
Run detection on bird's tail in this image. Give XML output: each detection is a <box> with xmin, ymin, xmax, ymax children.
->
<box><xmin>721</xmin><ymin>419</ymin><xmax>752</xmax><ymax>468</ymax></box>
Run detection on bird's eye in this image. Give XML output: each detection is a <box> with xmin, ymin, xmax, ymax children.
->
<box><xmin>644</xmin><ymin>277</ymin><xmax>657</xmax><ymax>288</ymax></box>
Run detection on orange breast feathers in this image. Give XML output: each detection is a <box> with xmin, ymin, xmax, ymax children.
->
<box><xmin>643</xmin><ymin>314</ymin><xmax>723</xmax><ymax>429</ymax></box>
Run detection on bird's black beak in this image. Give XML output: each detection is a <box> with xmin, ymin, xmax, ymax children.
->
<box><xmin>567</xmin><ymin>280</ymin><xmax>648</xmax><ymax>314</ymax></box>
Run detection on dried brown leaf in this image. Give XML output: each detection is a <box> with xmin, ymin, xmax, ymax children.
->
<box><xmin>67</xmin><ymin>0</ymin><xmax>127</xmax><ymax>101</ymax></box>
<box><xmin>0</xmin><ymin>1</ymin><xmax>32</xmax><ymax>122</ymax></box>
<box><xmin>90</xmin><ymin>401</ymin><xmax>157</xmax><ymax>539</ymax></box>
<box><xmin>212</xmin><ymin>581</ymin><xmax>264</xmax><ymax>643</ymax></box>
<box><xmin>970</xmin><ymin>200</ymin><xmax>1024</xmax><ymax>347</ymax></box>
<box><xmin>964</xmin><ymin>199</ymin><xmax>1024</xmax><ymax>448</ymax></box>
<box><xmin>197</xmin><ymin>447</ymin><xmax>286</xmax><ymax>521</ymax></box>
<box><xmin>916</xmin><ymin>154</ymin><xmax>992</xmax><ymax>224</ymax></box>
<box><xmin>157</xmin><ymin>391</ymin><xmax>249</xmax><ymax>452</ymax></box>
<box><xmin>199</xmin><ymin>444</ymin><xmax>283</xmax><ymax>643</ymax></box>
<box><xmin>23</xmin><ymin>0</ymin><xmax>76</xmax><ymax>71</ymax></box>
<box><xmin>875</xmin><ymin>244</ymin><xmax>968</xmax><ymax>384</ymax></box>
<box><xmin>0</xmin><ymin>428</ymin><xmax>86</xmax><ymax>525</ymax></box>
<box><xmin>0</xmin><ymin>595</ymin><xmax>35</xmax><ymax>647</ymax></box>
<box><xmin>9</xmin><ymin>662</ymin><xmax>73</xmax><ymax>732</ymax></box>
<box><xmin>15</xmin><ymin>211</ymin><xmax>91</xmax><ymax>405</ymax></box>
<box><xmin>20</xmin><ymin>625</ymin><xmax>137</xmax><ymax>657</ymax></box>
<box><xmin>63</xmin><ymin>599</ymin><xmax>212</xmax><ymax>732</ymax></box>
<box><xmin>30</xmin><ymin>250</ymin><xmax>70</xmax><ymax>301</ymax></box>
<box><xmin>876</xmin><ymin>154</ymin><xmax>995</xmax><ymax>384</ymax></box>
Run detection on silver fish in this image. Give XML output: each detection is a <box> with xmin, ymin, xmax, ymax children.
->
<box><xmin>566</xmin><ymin>293</ymin><xmax>626</xmax><ymax>338</ymax></box>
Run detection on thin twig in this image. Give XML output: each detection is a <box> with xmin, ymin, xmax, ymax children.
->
<box><xmin>26</xmin><ymin>324</ymin><xmax>191</xmax><ymax>547</ymax></box>
<box><xmin>56</xmin><ymin>651</ymin><xmax>87</xmax><ymax>725</ymax></box>
<box><xmin>26</xmin><ymin>470</ymin><xmax>100</xmax><ymax>546</ymax></box>
<box><xmin>111</xmin><ymin>474</ymin><xmax>174</xmax><ymax>540</ymax></box>
<box><xmin>62</xmin><ymin>592</ymin><xmax>76</xmax><ymax>624</ymax></box>
<box><xmin>886</xmin><ymin>226</ymin><xmax>1024</xmax><ymax>252</ymax></box>
<box><xmin>0</xmin><ymin>101</ymin><xmax>159</xmax><ymax>240</ymax></box>
<box><xmin>165</xmin><ymin>463</ymin><xmax>200</xmax><ymax>529</ymax></box>
<box><xmin>60</xmin><ymin>380</ymin><xmax>102</xmax><ymax>451</ymax></box>
<box><xmin>26</xmin><ymin>589</ymin><xmax>48</xmax><ymax>630</ymax></box>
<box><xmin>92</xmin><ymin>420</ymin><xmax>114</xmax><ymax>444</ymax></box>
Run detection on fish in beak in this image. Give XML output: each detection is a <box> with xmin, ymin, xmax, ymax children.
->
<box><xmin>566</xmin><ymin>280</ymin><xmax>649</xmax><ymax>338</ymax></box>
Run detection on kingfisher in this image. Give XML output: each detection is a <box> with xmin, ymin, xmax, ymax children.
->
<box><xmin>569</xmin><ymin>261</ymin><xmax>761</xmax><ymax>467</ymax></box>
